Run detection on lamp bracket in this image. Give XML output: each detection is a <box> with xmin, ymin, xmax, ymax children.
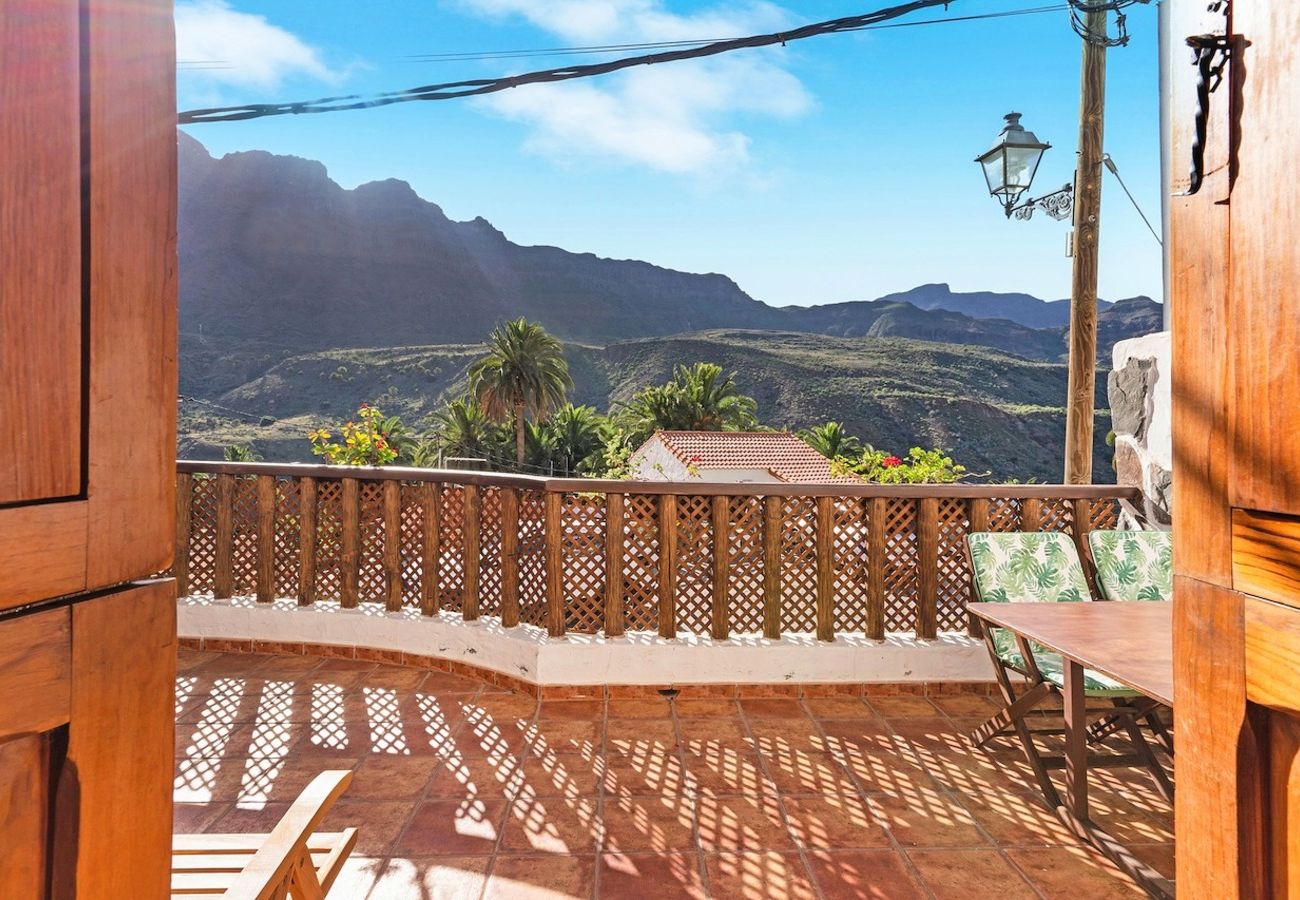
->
<box><xmin>1008</xmin><ymin>183</ymin><xmax>1075</xmax><ymax>221</ymax></box>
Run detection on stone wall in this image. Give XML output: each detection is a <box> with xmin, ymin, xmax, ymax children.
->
<box><xmin>1108</xmin><ymin>331</ymin><xmax>1172</xmax><ymax>526</ymax></box>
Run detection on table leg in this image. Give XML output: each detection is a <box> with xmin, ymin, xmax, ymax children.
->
<box><xmin>1062</xmin><ymin>656</ymin><xmax>1088</xmax><ymax>819</ymax></box>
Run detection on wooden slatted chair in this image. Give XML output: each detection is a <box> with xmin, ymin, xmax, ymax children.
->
<box><xmin>171</xmin><ymin>770</ymin><xmax>357</xmax><ymax>899</ymax></box>
<box><xmin>965</xmin><ymin>532</ymin><xmax>1173</xmax><ymax>808</ymax></box>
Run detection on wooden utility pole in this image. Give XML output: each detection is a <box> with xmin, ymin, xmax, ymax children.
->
<box><xmin>1064</xmin><ymin>7</ymin><xmax>1108</xmax><ymax>484</ymax></box>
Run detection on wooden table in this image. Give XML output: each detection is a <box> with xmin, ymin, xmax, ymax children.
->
<box><xmin>967</xmin><ymin>601</ymin><xmax>1174</xmax><ymax>899</ymax></box>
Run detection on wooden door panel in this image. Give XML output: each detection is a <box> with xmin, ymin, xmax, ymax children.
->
<box><xmin>0</xmin><ymin>605</ymin><xmax>72</xmax><ymax>734</ymax></box>
<box><xmin>1228</xmin><ymin>1</ymin><xmax>1300</xmax><ymax>513</ymax></box>
<box><xmin>0</xmin><ymin>735</ymin><xmax>51</xmax><ymax>900</ymax></box>
<box><xmin>1267</xmin><ymin>712</ymin><xmax>1300</xmax><ymax>897</ymax></box>
<box><xmin>0</xmin><ymin>0</ymin><xmax>84</xmax><ymax>507</ymax></box>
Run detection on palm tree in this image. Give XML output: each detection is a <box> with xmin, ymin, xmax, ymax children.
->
<box><xmin>432</xmin><ymin>397</ymin><xmax>502</xmax><ymax>462</ymax></box>
<box><xmin>799</xmin><ymin>421</ymin><xmax>861</xmax><ymax>461</ymax></box>
<box><xmin>468</xmin><ymin>318</ymin><xmax>573</xmax><ymax>466</ymax></box>
<box><xmin>223</xmin><ymin>443</ymin><xmax>261</xmax><ymax>462</ymax></box>
<box><xmin>546</xmin><ymin>404</ymin><xmax>609</xmax><ymax>476</ymax></box>
<box><xmin>618</xmin><ymin>362</ymin><xmax>758</xmax><ymax>446</ymax></box>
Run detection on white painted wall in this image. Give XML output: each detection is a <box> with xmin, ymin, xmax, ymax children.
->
<box><xmin>1113</xmin><ymin>331</ymin><xmax>1172</xmax><ymax>471</ymax></box>
<box><xmin>178</xmin><ymin>595</ymin><xmax>994</xmax><ymax>686</ymax></box>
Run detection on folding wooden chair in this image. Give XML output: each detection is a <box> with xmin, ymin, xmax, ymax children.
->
<box><xmin>965</xmin><ymin>532</ymin><xmax>1173</xmax><ymax>808</ymax></box>
<box><xmin>171</xmin><ymin>770</ymin><xmax>357</xmax><ymax>899</ymax></box>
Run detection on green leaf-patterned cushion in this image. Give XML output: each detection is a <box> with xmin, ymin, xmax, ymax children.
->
<box><xmin>967</xmin><ymin>531</ymin><xmax>1138</xmax><ymax>697</ymax></box>
<box><xmin>1087</xmin><ymin>530</ymin><xmax>1172</xmax><ymax>602</ymax></box>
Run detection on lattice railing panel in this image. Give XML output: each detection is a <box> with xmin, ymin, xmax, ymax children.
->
<box><xmin>832</xmin><ymin>498</ymin><xmax>870</xmax><ymax>633</ymax></box>
<box><xmin>779</xmin><ymin>496</ymin><xmax>817</xmax><ymax>634</ymax></box>
<box><xmin>313</xmin><ymin>480</ymin><xmax>343</xmax><ymax>603</ymax></box>
<box><xmin>621</xmin><ymin>494</ymin><xmax>660</xmax><ymax>632</ymax></box>
<box><xmin>1040</xmin><ymin>498</ymin><xmax>1075</xmax><ymax>535</ymax></box>
<box><xmin>935</xmin><ymin>498</ymin><xmax>971</xmax><ymax>632</ymax></box>
<box><xmin>478</xmin><ymin>489</ymin><xmax>504</xmax><ymax>617</ymax></box>
<box><xmin>561</xmin><ymin>494</ymin><xmax>606</xmax><ymax>633</ymax></box>
<box><xmin>673</xmin><ymin>496</ymin><xmax>714</xmax><ymax>635</ymax></box>
<box><xmin>188</xmin><ymin>475</ymin><xmax>218</xmax><ymax>592</ymax></box>
<box><xmin>882</xmin><ymin>499</ymin><xmax>918</xmax><ymax>633</ymax></box>
<box><xmin>1089</xmin><ymin>499</ymin><xmax>1122</xmax><ymax>531</ymax></box>
<box><xmin>273</xmin><ymin>478</ymin><xmax>301</xmax><ymax>598</ymax></box>
<box><xmin>438</xmin><ymin>485</ymin><xmax>466</xmax><ymax>613</ymax></box>
<box><xmin>356</xmin><ymin>481</ymin><xmax>386</xmax><ymax>604</ymax></box>
<box><xmin>987</xmin><ymin>498</ymin><xmax>1023</xmax><ymax>532</ymax></box>
<box><xmin>726</xmin><ymin>497</ymin><xmax>765</xmax><ymax>634</ymax></box>
<box><xmin>518</xmin><ymin>491</ymin><xmax>548</xmax><ymax>627</ymax></box>
<box><xmin>230</xmin><ymin>476</ymin><xmax>258</xmax><ymax>596</ymax></box>
<box><xmin>399</xmin><ymin>484</ymin><xmax>425</xmax><ymax>608</ymax></box>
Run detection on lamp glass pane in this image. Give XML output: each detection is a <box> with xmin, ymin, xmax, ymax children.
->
<box><xmin>1003</xmin><ymin>145</ymin><xmax>1045</xmax><ymax>193</ymax></box>
<box><xmin>980</xmin><ymin>154</ymin><xmax>1005</xmax><ymax>195</ymax></box>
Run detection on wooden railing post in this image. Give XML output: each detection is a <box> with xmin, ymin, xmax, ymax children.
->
<box><xmin>501</xmin><ymin>487</ymin><xmax>520</xmax><ymax>628</ymax></box>
<box><xmin>605</xmin><ymin>493</ymin><xmax>625</xmax><ymax>637</ymax></box>
<box><xmin>1072</xmin><ymin>498</ymin><xmax>1098</xmax><ymax>590</ymax></box>
<box><xmin>815</xmin><ymin>496</ymin><xmax>835</xmax><ymax>642</ymax></box>
<box><xmin>1022</xmin><ymin>497</ymin><xmax>1043</xmax><ymax>532</ymax></box>
<box><xmin>340</xmin><ymin>477</ymin><xmax>360</xmax><ymax>608</ymax></box>
<box><xmin>383</xmin><ymin>480</ymin><xmax>402</xmax><ymax>612</ymax></box>
<box><xmin>711</xmin><ymin>495</ymin><xmax>730</xmax><ymax>641</ymax></box>
<box><xmin>866</xmin><ymin>497</ymin><xmax>886</xmax><ymax>640</ymax></box>
<box><xmin>916</xmin><ymin>497</ymin><xmax>939</xmax><ymax>639</ymax></box>
<box><xmin>762</xmin><ymin>495</ymin><xmax>782</xmax><ymax>639</ymax></box>
<box><xmin>462</xmin><ymin>485</ymin><xmax>481</xmax><ymax>620</ymax></box>
<box><xmin>545</xmin><ymin>490</ymin><xmax>565</xmax><ymax>637</ymax></box>
<box><xmin>174</xmin><ymin>472</ymin><xmax>193</xmax><ymax>596</ymax></box>
<box><xmin>255</xmin><ymin>474</ymin><xmax>276</xmax><ymax>603</ymax></box>
<box><xmin>967</xmin><ymin>498</ymin><xmax>990</xmax><ymax>637</ymax></box>
<box><xmin>420</xmin><ymin>482</ymin><xmax>440</xmax><ymax>616</ymax></box>
<box><xmin>298</xmin><ymin>477</ymin><xmax>317</xmax><ymax>605</ymax></box>
<box><xmin>213</xmin><ymin>473</ymin><xmax>235</xmax><ymax>599</ymax></box>
<box><xmin>658</xmin><ymin>493</ymin><xmax>678</xmax><ymax>639</ymax></box>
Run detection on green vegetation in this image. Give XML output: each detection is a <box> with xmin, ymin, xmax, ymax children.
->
<box><xmin>468</xmin><ymin>318</ymin><xmax>573</xmax><ymax>465</ymax></box>
<box><xmin>222</xmin><ymin>443</ymin><xmax>261</xmax><ymax>462</ymax></box>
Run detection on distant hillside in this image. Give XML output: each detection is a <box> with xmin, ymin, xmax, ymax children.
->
<box><xmin>178</xmin><ymin>133</ymin><xmax>1159</xmax><ymax>362</ymax></box>
<box><xmin>179</xmin><ymin>331</ymin><xmax>1113</xmax><ymax>482</ymax></box>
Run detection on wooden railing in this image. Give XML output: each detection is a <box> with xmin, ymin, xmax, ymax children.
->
<box><xmin>172</xmin><ymin>461</ymin><xmax>1139</xmax><ymax>641</ymax></box>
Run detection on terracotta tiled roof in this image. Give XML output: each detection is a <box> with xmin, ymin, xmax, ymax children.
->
<box><xmin>644</xmin><ymin>431</ymin><xmax>862</xmax><ymax>484</ymax></box>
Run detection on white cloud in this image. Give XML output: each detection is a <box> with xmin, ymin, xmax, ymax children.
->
<box><xmin>175</xmin><ymin>0</ymin><xmax>338</xmax><ymax>90</ymax></box>
<box><xmin>458</xmin><ymin>1</ymin><xmax>812</xmax><ymax>175</ymax></box>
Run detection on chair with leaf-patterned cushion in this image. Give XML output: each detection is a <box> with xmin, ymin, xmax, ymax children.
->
<box><xmin>1087</xmin><ymin>530</ymin><xmax>1172</xmax><ymax>601</ymax></box>
<box><xmin>965</xmin><ymin>531</ymin><xmax>1173</xmax><ymax>807</ymax></box>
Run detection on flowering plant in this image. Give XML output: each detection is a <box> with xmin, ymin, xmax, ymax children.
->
<box><xmin>834</xmin><ymin>447</ymin><xmax>967</xmax><ymax>484</ymax></box>
<box><xmin>308</xmin><ymin>403</ymin><xmax>400</xmax><ymax>466</ymax></box>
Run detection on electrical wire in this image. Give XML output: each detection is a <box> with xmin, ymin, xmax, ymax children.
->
<box><xmin>178</xmin><ymin>0</ymin><xmax>958</xmax><ymax>124</ymax></box>
<box><xmin>398</xmin><ymin>5</ymin><xmax>1067</xmax><ymax>64</ymax></box>
<box><xmin>1102</xmin><ymin>154</ymin><xmax>1162</xmax><ymax>246</ymax></box>
<box><xmin>1067</xmin><ymin>0</ymin><xmax>1151</xmax><ymax>47</ymax></box>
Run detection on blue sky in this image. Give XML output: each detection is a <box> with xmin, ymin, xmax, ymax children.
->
<box><xmin>177</xmin><ymin>1</ymin><xmax>1164</xmax><ymax>307</ymax></box>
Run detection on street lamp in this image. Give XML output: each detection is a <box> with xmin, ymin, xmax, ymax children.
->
<box><xmin>975</xmin><ymin>112</ymin><xmax>1074</xmax><ymax>221</ymax></box>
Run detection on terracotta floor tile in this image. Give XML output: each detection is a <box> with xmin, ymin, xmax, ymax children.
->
<box><xmin>349</xmin><ymin>754</ymin><xmax>440</xmax><ymax>800</ymax></box>
<box><xmin>524</xmin><ymin>719</ymin><xmax>603</xmax><ymax>755</ymax></box>
<box><xmin>172</xmin><ymin>801</ymin><xmax>230</xmax><ymax>833</ymax></box>
<box><xmin>371</xmin><ymin>856</ymin><xmax>491</xmax><ymax>900</ymax></box>
<box><xmin>485</xmin><ymin>853</ymin><xmax>596</xmax><ymax>900</ymax></box>
<box><xmin>867</xmin><ymin>788</ymin><xmax>990</xmax><ymax>849</ymax></box>
<box><xmin>602</xmin><ymin>792</ymin><xmax>696</xmax><ymax>853</ymax></box>
<box><xmin>908</xmin><ymin>848</ymin><xmax>1038</xmax><ymax>899</ymax></box>
<box><xmin>601</xmin><ymin>749</ymin><xmax>691</xmax><ymax>797</ymax></box>
<box><xmin>676</xmin><ymin>717</ymin><xmax>748</xmax><ymax>750</ymax></box>
<box><xmin>696</xmin><ymin>791</ymin><xmax>793</xmax><ymax>851</ymax></box>
<box><xmin>605</xmin><ymin>717</ymin><xmax>677</xmax><ymax>750</ymax></box>
<box><xmin>538</xmin><ymin>699</ymin><xmax>605</xmax><ymax>721</ymax></box>
<box><xmin>739</xmin><ymin>698</ymin><xmax>809</xmax><ymax>719</ymax></box>
<box><xmin>763</xmin><ymin>749</ymin><xmax>858</xmax><ymax>795</ymax></box>
<box><xmin>419</xmin><ymin>670</ymin><xmax>490</xmax><ymax>693</ymax></box>
<box><xmin>1005</xmin><ymin>845</ymin><xmax>1147</xmax><ymax>898</ymax></box>
<box><xmin>456</xmin><ymin>716</ymin><xmax>535</xmax><ymax>757</ymax></box>
<box><xmin>683</xmin><ymin>747</ymin><xmax>776</xmax><ymax>796</ymax></box>
<box><xmin>703</xmin><ymin>851</ymin><xmax>818</xmax><ymax>900</ymax></box>
<box><xmin>806</xmin><ymin>698</ymin><xmax>876</xmax><ymax>719</ymax></box>
<box><xmin>357</xmin><ymin>666</ymin><xmax>431</xmax><ymax>692</ymax></box>
<box><xmin>867</xmin><ymin>696</ymin><xmax>942</xmax><ymax>718</ymax></box>
<box><xmin>805</xmin><ymin>849</ymin><xmax>927</xmax><ymax>900</ymax></box>
<box><xmin>674</xmin><ymin>699</ymin><xmax>740</xmax><ymax>717</ymax></box>
<box><xmin>209</xmin><ymin>802</ymin><xmax>291</xmax><ymax>833</ymax></box>
<box><xmin>955</xmin><ymin>787</ymin><xmax>1075</xmax><ymax>847</ymax></box>
<box><xmin>783</xmin><ymin>794</ymin><xmax>892</xmax><ymax>850</ymax></box>
<box><xmin>396</xmin><ymin>797</ymin><xmax>507</xmax><ymax>856</ymax></box>
<box><xmin>518</xmin><ymin>751</ymin><xmax>604</xmax><ymax>799</ymax></box>
<box><xmin>745</xmin><ymin>718</ymin><xmax>831</xmax><ymax>754</ymax></box>
<box><xmin>930</xmin><ymin>694</ymin><xmax>1002</xmax><ymax>718</ymax></box>
<box><xmin>459</xmin><ymin>692</ymin><xmax>538</xmax><ymax>720</ymax></box>
<box><xmin>426</xmin><ymin>753</ymin><xmax>527</xmax><ymax>800</ymax></box>
<box><xmin>599</xmin><ymin>851</ymin><xmax>708</xmax><ymax>899</ymax></box>
<box><xmin>501</xmin><ymin>796</ymin><xmax>601</xmax><ymax>854</ymax></box>
<box><xmin>608</xmin><ymin>697</ymin><xmax>674</xmax><ymax>719</ymax></box>
<box><xmin>321</xmin><ymin>798</ymin><xmax>412</xmax><ymax>855</ymax></box>
<box><xmin>1130</xmin><ymin>842</ymin><xmax>1176</xmax><ymax>880</ymax></box>
<box><xmin>328</xmin><ymin>855</ymin><xmax>390</xmax><ymax>899</ymax></box>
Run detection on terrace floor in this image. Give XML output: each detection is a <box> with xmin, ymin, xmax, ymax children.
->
<box><xmin>173</xmin><ymin>649</ymin><xmax>1173</xmax><ymax>899</ymax></box>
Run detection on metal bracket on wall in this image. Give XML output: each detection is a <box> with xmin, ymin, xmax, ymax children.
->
<box><xmin>1179</xmin><ymin>32</ymin><xmax>1231</xmax><ymax>197</ymax></box>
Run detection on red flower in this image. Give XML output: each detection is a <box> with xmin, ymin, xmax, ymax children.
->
<box><xmin>882</xmin><ymin>455</ymin><xmax>903</xmax><ymax>468</ymax></box>
<box><xmin>689</xmin><ymin>455</ymin><xmax>702</xmax><ymax>463</ymax></box>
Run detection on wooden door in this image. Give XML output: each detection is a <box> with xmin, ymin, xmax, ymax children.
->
<box><xmin>0</xmin><ymin>0</ymin><xmax>178</xmax><ymax>897</ymax></box>
<box><xmin>1170</xmin><ymin>0</ymin><xmax>1300</xmax><ymax>895</ymax></box>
